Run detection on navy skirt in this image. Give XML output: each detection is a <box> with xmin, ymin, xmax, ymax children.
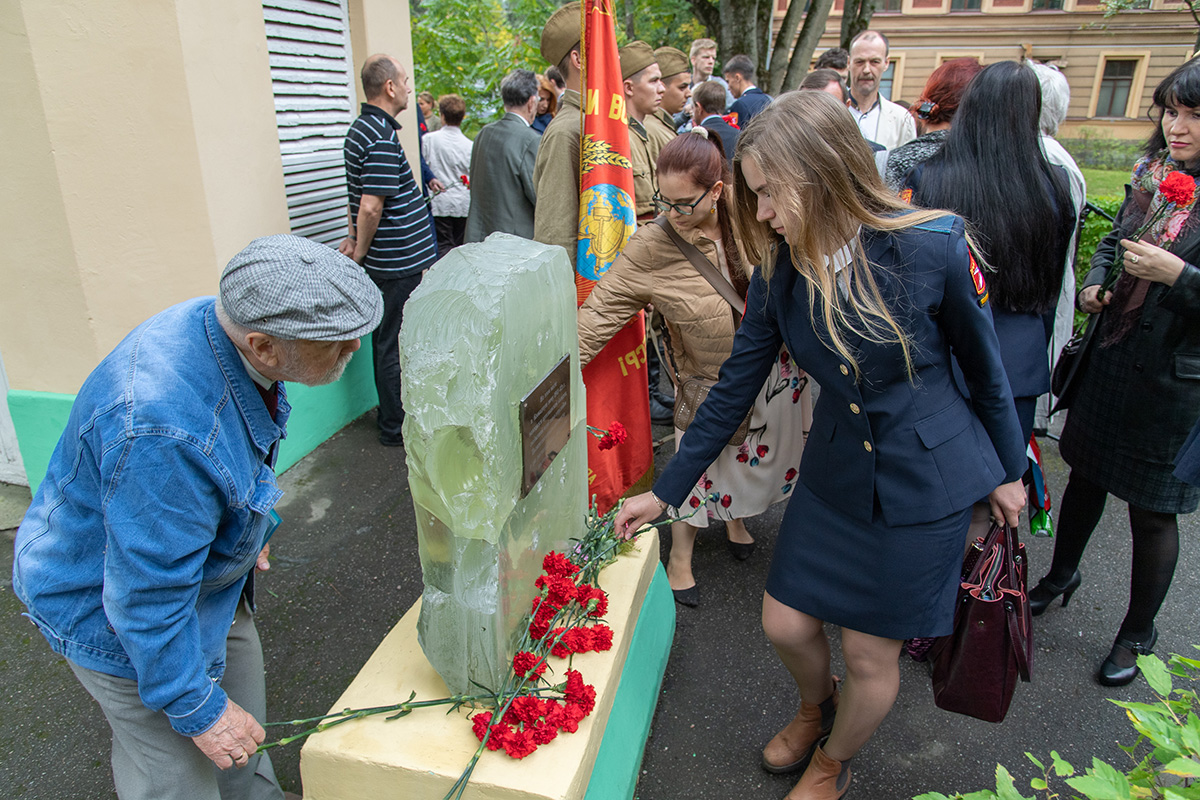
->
<box><xmin>765</xmin><ymin>481</ymin><xmax>972</xmax><ymax>640</ymax></box>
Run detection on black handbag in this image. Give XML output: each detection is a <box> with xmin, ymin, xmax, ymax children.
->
<box><xmin>1050</xmin><ymin>314</ymin><xmax>1099</xmax><ymax>415</ymax></box>
<box><xmin>929</xmin><ymin>521</ymin><xmax>1033</xmax><ymax>723</ymax></box>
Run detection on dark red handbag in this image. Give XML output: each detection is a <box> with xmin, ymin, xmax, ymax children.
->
<box><xmin>929</xmin><ymin>521</ymin><xmax>1033</xmax><ymax>723</ymax></box>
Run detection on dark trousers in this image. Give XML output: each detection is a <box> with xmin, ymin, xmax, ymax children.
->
<box><xmin>370</xmin><ymin>271</ymin><xmax>423</xmax><ymax>443</ymax></box>
<box><xmin>434</xmin><ymin>216</ymin><xmax>466</xmax><ymax>260</ymax></box>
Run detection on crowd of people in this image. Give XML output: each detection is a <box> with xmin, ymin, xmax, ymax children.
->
<box><xmin>11</xmin><ymin>0</ymin><xmax>1200</xmax><ymax>797</ymax></box>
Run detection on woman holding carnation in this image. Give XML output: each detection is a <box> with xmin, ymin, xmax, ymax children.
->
<box><xmin>578</xmin><ymin>128</ymin><xmax>812</xmax><ymax>608</ymax></box>
<box><xmin>1029</xmin><ymin>59</ymin><xmax>1200</xmax><ymax>687</ymax></box>
<box><xmin>616</xmin><ymin>91</ymin><xmax>1026</xmax><ymax>800</ymax></box>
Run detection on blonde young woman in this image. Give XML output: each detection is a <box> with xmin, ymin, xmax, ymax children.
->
<box><xmin>578</xmin><ymin>128</ymin><xmax>811</xmax><ymax>607</ymax></box>
<box><xmin>616</xmin><ymin>91</ymin><xmax>1027</xmax><ymax>799</ymax></box>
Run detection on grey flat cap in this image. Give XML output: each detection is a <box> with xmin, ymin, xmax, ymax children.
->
<box><xmin>220</xmin><ymin>235</ymin><xmax>384</xmax><ymax>341</ymax></box>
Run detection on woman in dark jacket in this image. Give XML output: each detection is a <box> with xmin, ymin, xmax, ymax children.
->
<box><xmin>1031</xmin><ymin>58</ymin><xmax>1200</xmax><ymax>686</ymax></box>
<box><xmin>615</xmin><ymin>91</ymin><xmax>1026</xmax><ymax>800</ymax></box>
<box><xmin>904</xmin><ymin>60</ymin><xmax>1076</xmax><ymax>445</ymax></box>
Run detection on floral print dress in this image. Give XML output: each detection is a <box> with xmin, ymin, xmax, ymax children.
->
<box><xmin>671</xmin><ymin>348</ymin><xmax>812</xmax><ymax>527</ymax></box>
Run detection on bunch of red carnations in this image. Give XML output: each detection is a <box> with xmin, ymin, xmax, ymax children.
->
<box><xmin>468</xmin><ymin>550</ymin><xmax>612</xmax><ymax>759</ymax></box>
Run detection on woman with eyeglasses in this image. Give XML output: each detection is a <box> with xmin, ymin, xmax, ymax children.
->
<box><xmin>615</xmin><ymin>91</ymin><xmax>1026</xmax><ymax>799</ymax></box>
<box><xmin>577</xmin><ymin>127</ymin><xmax>812</xmax><ymax>608</ymax></box>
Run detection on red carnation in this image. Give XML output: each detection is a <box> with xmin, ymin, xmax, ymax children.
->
<box><xmin>529</xmin><ymin>598</ymin><xmax>560</xmax><ymax>640</ymax></box>
<box><xmin>560</xmin><ymin>702</ymin><xmax>585</xmax><ymax>733</ymax></box>
<box><xmin>564</xmin><ymin>670</ymin><xmax>597</xmax><ymax>715</ymax></box>
<box><xmin>590</xmin><ymin>624</ymin><xmax>614</xmax><ymax>651</ymax></box>
<box><xmin>472</xmin><ymin>711</ymin><xmax>493</xmax><ymax>741</ymax></box>
<box><xmin>597</xmin><ymin>421</ymin><xmax>629</xmax><ymax>450</ymax></box>
<box><xmin>460</xmin><ymin>174</ymin><xmax>470</xmax><ymax>188</ymax></box>
<box><xmin>485</xmin><ymin>721</ymin><xmax>512</xmax><ymax>751</ymax></box>
<box><xmin>543</xmin><ymin>699</ymin><xmax>567</xmax><ymax>729</ymax></box>
<box><xmin>542</xmin><ymin>551</ymin><xmax>580</xmax><ymax>578</ymax></box>
<box><xmin>510</xmin><ymin>695</ymin><xmax>546</xmax><ymax>725</ymax></box>
<box><xmin>579</xmin><ymin>586</ymin><xmax>609</xmax><ymax>617</ymax></box>
<box><xmin>1161</xmin><ymin>172</ymin><xmax>1197</xmax><ymax>207</ymax></box>
<box><xmin>502</xmin><ymin>727</ymin><xmax>539</xmax><ymax>759</ymax></box>
<box><xmin>549</xmin><ymin>627</ymin><xmax>572</xmax><ymax>658</ymax></box>
<box><xmin>512</xmin><ymin>651</ymin><xmax>547</xmax><ymax>682</ymax></box>
<box><xmin>531</xmin><ymin>719</ymin><xmax>559</xmax><ymax>745</ymax></box>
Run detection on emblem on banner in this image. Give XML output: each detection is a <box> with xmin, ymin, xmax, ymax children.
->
<box><xmin>577</xmin><ymin>185</ymin><xmax>635</xmax><ymax>281</ymax></box>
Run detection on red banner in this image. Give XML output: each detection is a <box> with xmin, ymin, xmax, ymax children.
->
<box><xmin>577</xmin><ymin>0</ymin><xmax>652</xmax><ymax>512</ymax></box>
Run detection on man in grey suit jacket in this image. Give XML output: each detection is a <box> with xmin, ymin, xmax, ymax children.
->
<box><xmin>464</xmin><ymin>70</ymin><xmax>542</xmax><ymax>242</ymax></box>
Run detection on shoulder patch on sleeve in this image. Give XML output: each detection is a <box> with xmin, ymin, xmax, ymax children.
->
<box><xmin>969</xmin><ymin>251</ymin><xmax>988</xmax><ymax>307</ymax></box>
<box><xmin>910</xmin><ymin>215</ymin><xmax>956</xmax><ymax>235</ymax></box>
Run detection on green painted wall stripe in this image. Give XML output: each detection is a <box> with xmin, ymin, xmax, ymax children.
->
<box><xmin>6</xmin><ymin>340</ymin><xmax>378</xmax><ymax>496</ymax></box>
<box><xmin>586</xmin><ymin>565</ymin><xmax>676</xmax><ymax>800</ymax></box>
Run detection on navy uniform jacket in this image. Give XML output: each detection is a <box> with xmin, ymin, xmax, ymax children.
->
<box><xmin>729</xmin><ymin>86</ymin><xmax>772</xmax><ymax>129</ymax></box>
<box><xmin>655</xmin><ymin>215</ymin><xmax>1027</xmax><ymax>527</ymax></box>
<box><xmin>699</xmin><ymin>115</ymin><xmax>739</xmax><ymax>163</ymax></box>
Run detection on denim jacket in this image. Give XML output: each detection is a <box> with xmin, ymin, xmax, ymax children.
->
<box><xmin>13</xmin><ymin>298</ymin><xmax>288</xmax><ymax>736</ymax></box>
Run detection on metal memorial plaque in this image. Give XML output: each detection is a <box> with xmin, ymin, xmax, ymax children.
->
<box><xmin>520</xmin><ymin>355</ymin><xmax>571</xmax><ymax>498</ymax></box>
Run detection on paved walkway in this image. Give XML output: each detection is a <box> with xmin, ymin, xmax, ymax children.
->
<box><xmin>2</xmin><ymin>414</ymin><xmax>1196</xmax><ymax>799</ymax></box>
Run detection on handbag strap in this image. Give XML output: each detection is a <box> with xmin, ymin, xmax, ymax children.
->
<box><xmin>998</xmin><ymin>521</ymin><xmax>1033</xmax><ymax>682</ymax></box>
<box><xmin>654</xmin><ymin>216</ymin><xmax>744</xmax><ymax>324</ymax></box>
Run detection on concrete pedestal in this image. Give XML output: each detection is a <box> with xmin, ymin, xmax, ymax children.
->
<box><xmin>300</xmin><ymin>529</ymin><xmax>674</xmax><ymax>800</ymax></box>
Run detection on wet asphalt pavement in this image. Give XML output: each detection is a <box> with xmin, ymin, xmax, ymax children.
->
<box><xmin>2</xmin><ymin>411</ymin><xmax>1197</xmax><ymax>799</ymax></box>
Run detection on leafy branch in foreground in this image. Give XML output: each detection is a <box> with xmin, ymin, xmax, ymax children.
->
<box><xmin>915</xmin><ymin>648</ymin><xmax>1200</xmax><ymax>800</ymax></box>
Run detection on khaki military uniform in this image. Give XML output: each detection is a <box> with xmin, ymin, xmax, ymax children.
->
<box><xmin>532</xmin><ymin>89</ymin><xmax>583</xmax><ymax>268</ymax></box>
<box><xmin>628</xmin><ymin>117</ymin><xmax>656</xmax><ymax>220</ymax></box>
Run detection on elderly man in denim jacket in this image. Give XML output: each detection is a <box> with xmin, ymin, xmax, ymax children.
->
<box><xmin>13</xmin><ymin>235</ymin><xmax>382</xmax><ymax>800</ymax></box>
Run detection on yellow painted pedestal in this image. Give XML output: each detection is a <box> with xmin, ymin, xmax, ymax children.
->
<box><xmin>300</xmin><ymin>529</ymin><xmax>663</xmax><ymax>800</ymax></box>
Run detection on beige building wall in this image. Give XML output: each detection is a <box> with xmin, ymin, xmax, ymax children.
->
<box><xmin>783</xmin><ymin>3</ymin><xmax>1195</xmax><ymax>141</ymax></box>
<box><xmin>0</xmin><ymin>0</ymin><xmax>290</xmax><ymax>395</ymax></box>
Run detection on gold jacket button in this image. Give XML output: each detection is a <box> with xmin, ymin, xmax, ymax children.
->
<box><xmin>863</xmin><ymin>441</ymin><xmax>873</xmax><ymax>452</ymax></box>
<box><xmin>839</xmin><ymin>365</ymin><xmax>850</xmax><ymax>376</ymax></box>
<box><xmin>850</xmin><ymin>403</ymin><xmax>861</xmax><ymax>415</ymax></box>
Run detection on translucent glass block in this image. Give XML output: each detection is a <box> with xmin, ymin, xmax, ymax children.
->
<box><xmin>398</xmin><ymin>234</ymin><xmax>587</xmax><ymax>694</ymax></box>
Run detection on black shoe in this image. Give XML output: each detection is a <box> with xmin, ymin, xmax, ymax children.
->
<box><xmin>1096</xmin><ymin>627</ymin><xmax>1158</xmax><ymax>687</ymax></box>
<box><xmin>651</xmin><ymin>389</ymin><xmax>675</xmax><ymax>410</ymax></box>
<box><xmin>726</xmin><ymin>539</ymin><xmax>756</xmax><ymax>561</ymax></box>
<box><xmin>649</xmin><ymin>396</ymin><xmax>675</xmax><ymax>426</ymax></box>
<box><xmin>672</xmin><ymin>585</ymin><xmax>699</xmax><ymax>607</ymax></box>
<box><xmin>1029</xmin><ymin>570</ymin><xmax>1081</xmax><ymax>616</ymax></box>
<box><xmin>378</xmin><ymin>433</ymin><xmax>404</xmax><ymax>447</ymax></box>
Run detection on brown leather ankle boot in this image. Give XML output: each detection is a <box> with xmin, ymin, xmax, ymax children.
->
<box><xmin>761</xmin><ymin>686</ymin><xmax>839</xmax><ymax>774</ymax></box>
<box><xmin>784</xmin><ymin>743</ymin><xmax>851</xmax><ymax>800</ymax></box>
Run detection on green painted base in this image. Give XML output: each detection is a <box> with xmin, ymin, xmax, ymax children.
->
<box><xmin>585</xmin><ymin>564</ymin><xmax>675</xmax><ymax>800</ymax></box>
<box><xmin>6</xmin><ymin>339</ymin><xmax>379</xmax><ymax>495</ymax></box>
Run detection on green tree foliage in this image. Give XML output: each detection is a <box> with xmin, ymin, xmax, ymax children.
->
<box><xmin>412</xmin><ymin>0</ymin><xmax>560</xmax><ymax>134</ymax></box>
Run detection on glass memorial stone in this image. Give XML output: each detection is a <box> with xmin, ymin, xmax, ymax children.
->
<box><xmin>398</xmin><ymin>234</ymin><xmax>587</xmax><ymax>695</ymax></box>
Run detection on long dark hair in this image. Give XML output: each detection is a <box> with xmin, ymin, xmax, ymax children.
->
<box><xmin>912</xmin><ymin>60</ymin><xmax>1072</xmax><ymax>314</ymax></box>
<box><xmin>1145</xmin><ymin>58</ymin><xmax>1200</xmax><ymax>161</ymax></box>
<box><xmin>657</xmin><ymin>128</ymin><xmax>749</xmax><ymax>300</ymax></box>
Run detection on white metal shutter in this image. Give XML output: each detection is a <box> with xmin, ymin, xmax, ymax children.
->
<box><xmin>262</xmin><ymin>0</ymin><xmax>357</xmax><ymax>246</ymax></box>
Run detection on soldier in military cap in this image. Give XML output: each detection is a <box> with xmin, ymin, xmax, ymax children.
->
<box><xmin>653</xmin><ymin>46</ymin><xmax>690</xmax><ymax>137</ymax></box>
<box><xmin>532</xmin><ymin>1</ymin><xmax>584</xmax><ymax>269</ymax></box>
<box><xmin>619</xmin><ymin>41</ymin><xmax>665</xmax><ymax>222</ymax></box>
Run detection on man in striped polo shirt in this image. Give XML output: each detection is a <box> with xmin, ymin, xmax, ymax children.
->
<box><xmin>340</xmin><ymin>53</ymin><xmax>438</xmax><ymax>447</ymax></box>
